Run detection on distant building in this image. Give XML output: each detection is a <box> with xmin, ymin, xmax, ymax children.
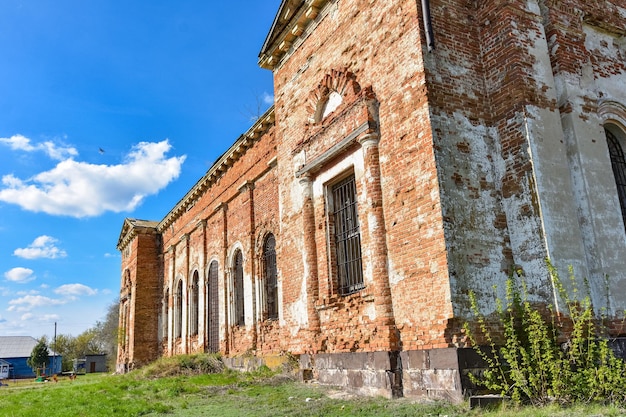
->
<box><xmin>117</xmin><ymin>0</ymin><xmax>626</xmax><ymax>400</ymax></box>
<box><xmin>0</xmin><ymin>359</ymin><xmax>10</xmax><ymax>380</ymax></box>
<box><xmin>85</xmin><ymin>354</ymin><xmax>107</xmax><ymax>373</ymax></box>
<box><xmin>0</xmin><ymin>336</ymin><xmax>61</xmax><ymax>378</ymax></box>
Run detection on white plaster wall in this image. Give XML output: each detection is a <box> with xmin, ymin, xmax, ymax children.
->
<box><xmin>551</xmin><ymin>23</ymin><xmax>626</xmax><ymax>313</ymax></box>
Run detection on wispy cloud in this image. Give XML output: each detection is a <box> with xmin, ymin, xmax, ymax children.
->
<box><xmin>54</xmin><ymin>283</ymin><xmax>97</xmax><ymax>298</ymax></box>
<box><xmin>8</xmin><ymin>294</ymin><xmax>66</xmax><ymax>312</ymax></box>
<box><xmin>4</xmin><ymin>267</ymin><xmax>35</xmax><ymax>284</ymax></box>
<box><xmin>14</xmin><ymin>235</ymin><xmax>67</xmax><ymax>259</ymax></box>
<box><xmin>0</xmin><ymin>139</ymin><xmax>186</xmax><ymax>217</ymax></box>
<box><xmin>0</xmin><ymin>134</ymin><xmax>78</xmax><ymax>160</ymax></box>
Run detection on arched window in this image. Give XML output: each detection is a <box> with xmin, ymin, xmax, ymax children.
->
<box><xmin>233</xmin><ymin>250</ymin><xmax>245</xmax><ymax>326</ymax></box>
<box><xmin>174</xmin><ymin>279</ymin><xmax>183</xmax><ymax>338</ymax></box>
<box><xmin>263</xmin><ymin>234</ymin><xmax>278</xmax><ymax>320</ymax></box>
<box><xmin>162</xmin><ymin>288</ymin><xmax>169</xmax><ymax>339</ymax></box>
<box><xmin>206</xmin><ymin>261</ymin><xmax>219</xmax><ymax>352</ymax></box>
<box><xmin>190</xmin><ymin>272</ymin><xmax>199</xmax><ymax>336</ymax></box>
<box><xmin>606</xmin><ymin>125</ymin><xmax>626</xmax><ymax>232</ymax></box>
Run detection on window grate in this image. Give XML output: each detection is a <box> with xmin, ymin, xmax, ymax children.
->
<box><xmin>175</xmin><ymin>280</ymin><xmax>183</xmax><ymax>338</ymax></box>
<box><xmin>162</xmin><ymin>289</ymin><xmax>169</xmax><ymax>339</ymax></box>
<box><xmin>207</xmin><ymin>261</ymin><xmax>219</xmax><ymax>352</ymax></box>
<box><xmin>332</xmin><ymin>175</ymin><xmax>364</xmax><ymax>295</ymax></box>
<box><xmin>233</xmin><ymin>251</ymin><xmax>245</xmax><ymax>326</ymax></box>
<box><xmin>263</xmin><ymin>234</ymin><xmax>278</xmax><ymax>320</ymax></box>
<box><xmin>190</xmin><ymin>273</ymin><xmax>199</xmax><ymax>336</ymax></box>
<box><xmin>607</xmin><ymin>128</ymin><xmax>626</xmax><ymax>233</ymax></box>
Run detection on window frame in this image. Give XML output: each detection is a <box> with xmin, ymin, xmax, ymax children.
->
<box><xmin>189</xmin><ymin>271</ymin><xmax>199</xmax><ymax>336</ymax></box>
<box><xmin>206</xmin><ymin>260</ymin><xmax>220</xmax><ymax>352</ymax></box>
<box><xmin>326</xmin><ymin>171</ymin><xmax>365</xmax><ymax>296</ymax></box>
<box><xmin>174</xmin><ymin>279</ymin><xmax>183</xmax><ymax>339</ymax></box>
<box><xmin>606</xmin><ymin>124</ymin><xmax>626</xmax><ymax>233</ymax></box>
<box><xmin>262</xmin><ymin>233</ymin><xmax>278</xmax><ymax>320</ymax></box>
<box><xmin>232</xmin><ymin>250</ymin><xmax>245</xmax><ymax>326</ymax></box>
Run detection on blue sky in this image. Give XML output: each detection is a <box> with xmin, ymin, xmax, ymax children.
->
<box><xmin>0</xmin><ymin>1</ymin><xmax>279</xmax><ymax>339</ymax></box>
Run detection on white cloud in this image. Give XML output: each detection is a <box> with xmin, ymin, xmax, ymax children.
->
<box><xmin>14</xmin><ymin>235</ymin><xmax>67</xmax><ymax>259</ymax></box>
<box><xmin>54</xmin><ymin>283</ymin><xmax>97</xmax><ymax>298</ymax></box>
<box><xmin>40</xmin><ymin>314</ymin><xmax>60</xmax><ymax>322</ymax></box>
<box><xmin>7</xmin><ymin>294</ymin><xmax>66</xmax><ymax>312</ymax></box>
<box><xmin>262</xmin><ymin>92</ymin><xmax>274</xmax><ymax>105</ymax></box>
<box><xmin>0</xmin><ymin>134</ymin><xmax>77</xmax><ymax>160</ymax></box>
<box><xmin>4</xmin><ymin>267</ymin><xmax>35</xmax><ymax>283</ymax></box>
<box><xmin>20</xmin><ymin>312</ymin><xmax>58</xmax><ymax>322</ymax></box>
<box><xmin>0</xmin><ymin>139</ymin><xmax>186</xmax><ymax>217</ymax></box>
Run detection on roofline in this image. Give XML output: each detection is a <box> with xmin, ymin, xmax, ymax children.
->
<box><xmin>259</xmin><ymin>0</ymin><xmax>290</xmax><ymax>57</ymax></box>
<box><xmin>258</xmin><ymin>0</ymin><xmax>331</xmax><ymax>70</ymax></box>
<box><xmin>116</xmin><ymin>219</ymin><xmax>159</xmax><ymax>251</ymax></box>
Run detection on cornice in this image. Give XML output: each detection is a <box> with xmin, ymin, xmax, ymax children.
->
<box><xmin>157</xmin><ymin>106</ymin><xmax>275</xmax><ymax>232</ymax></box>
<box><xmin>117</xmin><ymin>218</ymin><xmax>159</xmax><ymax>251</ymax></box>
<box><xmin>258</xmin><ymin>0</ymin><xmax>332</xmax><ymax>70</ymax></box>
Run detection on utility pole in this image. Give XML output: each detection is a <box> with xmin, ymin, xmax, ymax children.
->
<box><xmin>53</xmin><ymin>322</ymin><xmax>57</xmax><ymax>374</ymax></box>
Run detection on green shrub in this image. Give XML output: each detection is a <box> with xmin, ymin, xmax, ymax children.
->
<box><xmin>139</xmin><ymin>353</ymin><xmax>224</xmax><ymax>378</ymax></box>
<box><xmin>464</xmin><ymin>263</ymin><xmax>626</xmax><ymax>406</ymax></box>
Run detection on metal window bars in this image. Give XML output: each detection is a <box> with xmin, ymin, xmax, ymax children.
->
<box><xmin>332</xmin><ymin>175</ymin><xmax>364</xmax><ymax>295</ymax></box>
<box><xmin>607</xmin><ymin>128</ymin><xmax>626</xmax><ymax>233</ymax></box>
<box><xmin>233</xmin><ymin>251</ymin><xmax>245</xmax><ymax>326</ymax></box>
<box><xmin>207</xmin><ymin>261</ymin><xmax>220</xmax><ymax>352</ymax></box>
<box><xmin>263</xmin><ymin>234</ymin><xmax>278</xmax><ymax>320</ymax></box>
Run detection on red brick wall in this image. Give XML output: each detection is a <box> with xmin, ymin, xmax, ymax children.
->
<box><xmin>119</xmin><ymin>0</ymin><xmax>626</xmax><ymax>392</ymax></box>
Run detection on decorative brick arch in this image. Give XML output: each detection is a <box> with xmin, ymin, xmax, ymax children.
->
<box><xmin>599</xmin><ymin>100</ymin><xmax>626</xmax><ymax>132</ymax></box>
<box><xmin>307</xmin><ymin>68</ymin><xmax>361</xmax><ymax>123</ymax></box>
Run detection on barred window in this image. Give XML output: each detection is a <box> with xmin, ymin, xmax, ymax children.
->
<box><xmin>190</xmin><ymin>272</ymin><xmax>199</xmax><ymax>336</ymax></box>
<box><xmin>207</xmin><ymin>261</ymin><xmax>219</xmax><ymax>352</ymax></box>
<box><xmin>263</xmin><ymin>234</ymin><xmax>278</xmax><ymax>320</ymax></box>
<box><xmin>330</xmin><ymin>174</ymin><xmax>364</xmax><ymax>295</ymax></box>
<box><xmin>607</xmin><ymin>126</ymin><xmax>626</xmax><ymax>233</ymax></box>
<box><xmin>233</xmin><ymin>250</ymin><xmax>245</xmax><ymax>326</ymax></box>
<box><xmin>162</xmin><ymin>289</ymin><xmax>169</xmax><ymax>339</ymax></box>
<box><xmin>174</xmin><ymin>279</ymin><xmax>183</xmax><ymax>338</ymax></box>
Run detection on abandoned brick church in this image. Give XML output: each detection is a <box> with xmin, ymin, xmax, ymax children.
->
<box><xmin>116</xmin><ymin>0</ymin><xmax>626</xmax><ymax>399</ymax></box>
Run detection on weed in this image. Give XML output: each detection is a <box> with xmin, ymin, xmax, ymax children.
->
<box><xmin>464</xmin><ymin>262</ymin><xmax>626</xmax><ymax>406</ymax></box>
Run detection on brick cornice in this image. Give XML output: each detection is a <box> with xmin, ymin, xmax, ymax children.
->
<box><xmin>258</xmin><ymin>0</ymin><xmax>332</xmax><ymax>70</ymax></box>
<box><xmin>117</xmin><ymin>218</ymin><xmax>159</xmax><ymax>251</ymax></box>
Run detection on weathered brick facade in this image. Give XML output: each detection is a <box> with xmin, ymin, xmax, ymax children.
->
<box><xmin>117</xmin><ymin>0</ymin><xmax>626</xmax><ymax>399</ymax></box>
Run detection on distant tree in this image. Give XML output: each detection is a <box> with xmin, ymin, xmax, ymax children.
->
<box><xmin>93</xmin><ymin>299</ymin><xmax>119</xmax><ymax>370</ymax></box>
<box><xmin>27</xmin><ymin>338</ymin><xmax>50</xmax><ymax>374</ymax></box>
<box><xmin>43</xmin><ymin>299</ymin><xmax>120</xmax><ymax>372</ymax></box>
<box><xmin>74</xmin><ymin>329</ymin><xmax>102</xmax><ymax>357</ymax></box>
<box><xmin>51</xmin><ymin>334</ymin><xmax>77</xmax><ymax>371</ymax></box>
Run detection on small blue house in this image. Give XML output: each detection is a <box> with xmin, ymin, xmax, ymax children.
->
<box><xmin>0</xmin><ymin>336</ymin><xmax>62</xmax><ymax>378</ymax></box>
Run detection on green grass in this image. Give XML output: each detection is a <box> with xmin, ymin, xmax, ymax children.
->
<box><xmin>0</xmin><ymin>365</ymin><xmax>625</xmax><ymax>416</ymax></box>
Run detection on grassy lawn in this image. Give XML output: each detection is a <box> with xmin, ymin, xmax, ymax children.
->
<box><xmin>1</xmin><ymin>366</ymin><xmax>625</xmax><ymax>416</ymax></box>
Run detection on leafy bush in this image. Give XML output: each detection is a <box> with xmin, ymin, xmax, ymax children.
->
<box><xmin>464</xmin><ymin>263</ymin><xmax>626</xmax><ymax>406</ymax></box>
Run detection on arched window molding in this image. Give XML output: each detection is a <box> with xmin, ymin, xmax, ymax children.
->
<box><xmin>307</xmin><ymin>68</ymin><xmax>360</xmax><ymax>123</ymax></box>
